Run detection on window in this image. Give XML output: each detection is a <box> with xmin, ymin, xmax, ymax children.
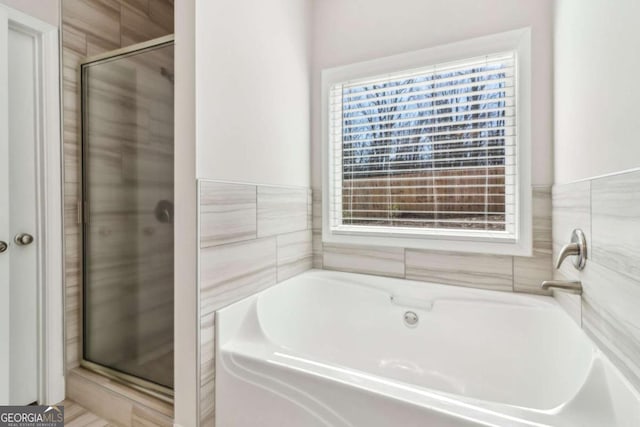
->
<box><xmin>322</xmin><ymin>29</ymin><xmax>531</xmax><ymax>255</ymax></box>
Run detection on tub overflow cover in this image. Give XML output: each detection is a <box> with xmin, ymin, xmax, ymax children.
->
<box><xmin>404</xmin><ymin>311</ymin><xmax>419</xmax><ymax>327</ymax></box>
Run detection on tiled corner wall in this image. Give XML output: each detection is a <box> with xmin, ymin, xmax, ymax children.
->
<box><xmin>62</xmin><ymin>0</ymin><xmax>174</xmax><ymax>374</ymax></box>
<box><xmin>552</xmin><ymin>169</ymin><xmax>640</xmax><ymax>393</ymax></box>
<box><xmin>312</xmin><ymin>186</ymin><xmax>553</xmax><ymax>295</ymax></box>
<box><xmin>198</xmin><ymin>180</ymin><xmax>313</xmax><ymax>426</ymax></box>
<box><xmin>61</xmin><ymin>1</ymin><xmax>173</xmax><ymax>425</ymax></box>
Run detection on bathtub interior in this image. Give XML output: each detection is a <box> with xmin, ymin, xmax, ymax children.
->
<box><xmin>225</xmin><ymin>270</ymin><xmax>595</xmax><ymax>410</ymax></box>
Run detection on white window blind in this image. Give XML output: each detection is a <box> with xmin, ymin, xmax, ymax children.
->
<box><xmin>328</xmin><ymin>51</ymin><xmax>517</xmax><ymax>240</ymax></box>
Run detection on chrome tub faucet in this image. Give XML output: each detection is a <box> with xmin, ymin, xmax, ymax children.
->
<box><xmin>541</xmin><ymin>279</ymin><xmax>582</xmax><ymax>295</ymax></box>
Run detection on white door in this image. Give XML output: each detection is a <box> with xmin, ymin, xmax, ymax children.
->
<box><xmin>0</xmin><ymin>7</ymin><xmax>39</xmax><ymax>405</ymax></box>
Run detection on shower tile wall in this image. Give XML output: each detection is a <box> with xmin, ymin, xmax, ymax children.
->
<box><xmin>198</xmin><ymin>180</ymin><xmax>313</xmax><ymax>426</ymax></box>
<box><xmin>312</xmin><ymin>186</ymin><xmax>553</xmax><ymax>295</ymax></box>
<box><xmin>553</xmin><ymin>169</ymin><xmax>640</xmax><ymax>393</ymax></box>
<box><xmin>62</xmin><ymin>0</ymin><xmax>174</xmax><ymax>373</ymax></box>
<box><xmin>61</xmin><ymin>1</ymin><xmax>173</xmax><ymax>424</ymax></box>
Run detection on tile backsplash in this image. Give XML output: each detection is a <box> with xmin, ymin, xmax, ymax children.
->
<box><xmin>313</xmin><ymin>186</ymin><xmax>553</xmax><ymax>295</ymax></box>
<box><xmin>553</xmin><ymin>169</ymin><xmax>640</xmax><ymax>393</ymax></box>
<box><xmin>198</xmin><ymin>180</ymin><xmax>313</xmax><ymax>426</ymax></box>
<box><xmin>406</xmin><ymin>250</ymin><xmax>513</xmax><ymax>292</ymax></box>
<box><xmin>200</xmin><ymin>173</ymin><xmax>640</xmax><ymax>424</ymax></box>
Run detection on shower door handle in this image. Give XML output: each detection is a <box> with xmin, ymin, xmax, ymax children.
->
<box><xmin>154</xmin><ymin>200</ymin><xmax>174</xmax><ymax>224</ymax></box>
<box><xmin>0</xmin><ymin>241</ymin><xmax>7</xmax><ymax>253</ymax></box>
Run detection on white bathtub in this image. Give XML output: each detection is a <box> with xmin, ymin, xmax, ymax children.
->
<box><xmin>216</xmin><ymin>270</ymin><xmax>640</xmax><ymax>426</ymax></box>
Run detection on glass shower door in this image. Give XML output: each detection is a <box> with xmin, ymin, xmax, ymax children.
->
<box><xmin>81</xmin><ymin>39</ymin><xmax>174</xmax><ymax>394</ymax></box>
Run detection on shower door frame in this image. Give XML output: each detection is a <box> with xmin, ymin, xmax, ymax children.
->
<box><xmin>79</xmin><ymin>34</ymin><xmax>175</xmax><ymax>402</ymax></box>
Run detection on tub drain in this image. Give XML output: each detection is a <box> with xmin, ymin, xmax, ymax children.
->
<box><xmin>404</xmin><ymin>311</ymin><xmax>419</xmax><ymax>327</ymax></box>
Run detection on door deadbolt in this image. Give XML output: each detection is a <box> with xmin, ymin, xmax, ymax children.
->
<box><xmin>14</xmin><ymin>233</ymin><xmax>34</xmax><ymax>246</ymax></box>
<box><xmin>0</xmin><ymin>241</ymin><xmax>7</xmax><ymax>253</ymax></box>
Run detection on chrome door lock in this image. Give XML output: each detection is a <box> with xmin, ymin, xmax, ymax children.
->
<box><xmin>0</xmin><ymin>241</ymin><xmax>7</xmax><ymax>253</ymax></box>
<box><xmin>14</xmin><ymin>233</ymin><xmax>34</xmax><ymax>246</ymax></box>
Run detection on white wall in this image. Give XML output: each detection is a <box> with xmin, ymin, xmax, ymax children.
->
<box><xmin>311</xmin><ymin>0</ymin><xmax>554</xmax><ymax>188</ymax></box>
<box><xmin>0</xmin><ymin>0</ymin><xmax>59</xmax><ymax>27</ymax></box>
<box><xmin>195</xmin><ymin>0</ymin><xmax>311</xmax><ymax>187</ymax></box>
<box><xmin>176</xmin><ymin>0</ymin><xmax>312</xmax><ymax>423</ymax></box>
<box><xmin>174</xmin><ymin>0</ymin><xmax>198</xmax><ymax>425</ymax></box>
<box><xmin>554</xmin><ymin>0</ymin><xmax>640</xmax><ymax>183</ymax></box>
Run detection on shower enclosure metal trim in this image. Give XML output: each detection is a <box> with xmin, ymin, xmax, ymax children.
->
<box><xmin>79</xmin><ymin>34</ymin><xmax>175</xmax><ymax>402</ymax></box>
<box><xmin>81</xmin><ymin>34</ymin><xmax>174</xmax><ymax>66</ymax></box>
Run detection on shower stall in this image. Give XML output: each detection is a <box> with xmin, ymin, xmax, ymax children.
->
<box><xmin>80</xmin><ymin>35</ymin><xmax>174</xmax><ymax>399</ymax></box>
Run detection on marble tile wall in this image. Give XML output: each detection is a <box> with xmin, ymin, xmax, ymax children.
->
<box><xmin>553</xmin><ymin>169</ymin><xmax>640</xmax><ymax>393</ymax></box>
<box><xmin>198</xmin><ymin>180</ymin><xmax>313</xmax><ymax>426</ymax></box>
<box><xmin>61</xmin><ymin>1</ymin><xmax>173</xmax><ymax>425</ymax></box>
<box><xmin>312</xmin><ymin>186</ymin><xmax>553</xmax><ymax>295</ymax></box>
<box><xmin>62</xmin><ymin>0</ymin><xmax>174</xmax><ymax>374</ymax></box>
